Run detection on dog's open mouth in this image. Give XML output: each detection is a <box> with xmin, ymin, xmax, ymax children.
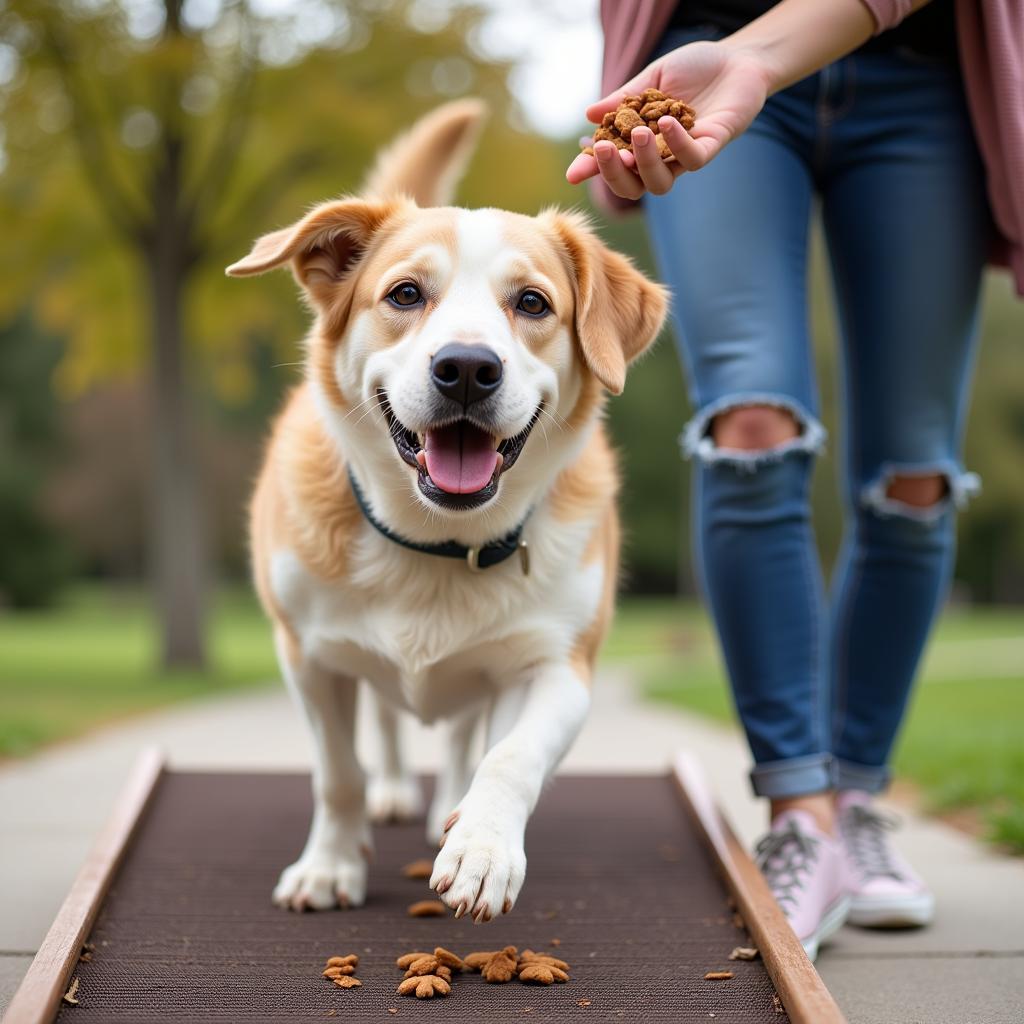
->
<box><xmin>378</xmin><ymin>391</ymin><xmax>538</xmax><ymax>509</ymax></box>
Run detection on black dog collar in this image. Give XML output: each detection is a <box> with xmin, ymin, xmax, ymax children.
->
<box><xmin>348</xmin><ymin>471</ymin><xmax>530</xmax><ymax>575</ymax></box>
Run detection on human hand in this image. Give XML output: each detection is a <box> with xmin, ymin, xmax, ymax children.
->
<box><xmin>566</xmin><ymin>40</ymin><xmax>772</xmax><ymax>199</ymax></box>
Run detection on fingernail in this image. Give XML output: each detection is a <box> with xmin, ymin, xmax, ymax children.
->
<box><xmin>658</xmin><ymin>116</ymin><xmax>675</xmax><ymax>132</ymax></box>
<box><xmin>595</xmin><ymin>145</ymin><xmax>612</xmax><ymax>162</ymax></box>
<box><xmin>633</xmin><ymin>130</ymin><xmax>649</xmax><ymax>147</ymax></box>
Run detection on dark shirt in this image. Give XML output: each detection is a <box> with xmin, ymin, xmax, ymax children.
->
<box><xmin>674</xmin><ymin>0</ymin><xmax>958</xmax><ymax>63</ymax></box>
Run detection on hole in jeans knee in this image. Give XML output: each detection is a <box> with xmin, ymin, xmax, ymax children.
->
<box><xmin>885</xmin><ymin>473</ymin><xmax>948</xmax><ymax>509</ymax></box>
<box><xmin>710</xmin><ymin>405</ymin><xmax>801</xmax><ymax>452</ymax></box>
<box><xmin>861</xmin><ymin>463</ymin><xmax>980</xmax><ymax>523</ymax></box>
<box><xmin>680</xmin><ymin>394</ymin><xmax>826</xmax><ymax>468</ymax></box>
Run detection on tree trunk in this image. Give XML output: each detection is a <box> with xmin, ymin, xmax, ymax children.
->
<box><xmin>144</xmin><ymin>128</ymin><xmax>206</xmax><ymax>670</ymax></box>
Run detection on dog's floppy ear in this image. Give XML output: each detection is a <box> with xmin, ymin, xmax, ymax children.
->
<box><xmin>226</xmin><ymin>198</ymin><xmax>399</xmax><ymax>306</ymax></box>
<box><xmin>547</xmin><ymin>210</ymin><xmax>668</xmax><ymax>395</ymax></box>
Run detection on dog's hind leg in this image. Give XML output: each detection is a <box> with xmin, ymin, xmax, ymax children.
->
<box><xmin>364</xmin><ymin>685</ymin><xmax>424</xmax><ymax>824</ymax></box>
<box><xmin>426</xmin><ymin>708</ymin><xmax>480</xmax><ymax>844</ymax></box>
<box><xmin>273</xmin><ymin>629</ymin><xmax>370</xmax><ymax>911</ymax></box>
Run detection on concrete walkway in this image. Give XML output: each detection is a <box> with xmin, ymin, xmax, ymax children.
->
<box><xmin>2</xmin><ymin>670</ymin><xmax>1022</xmax><ymax>1023</ymax></box>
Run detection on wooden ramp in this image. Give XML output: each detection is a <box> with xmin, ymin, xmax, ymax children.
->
<box><xmin>5</xmin><ymin>751</ymin><xmax>845</xmax><ymax>1024</ymax></box>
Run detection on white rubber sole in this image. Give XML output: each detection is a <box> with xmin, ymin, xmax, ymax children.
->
<box><xmin>847</xmin><ymin>891</ymin><xmax>935</xmax><ymax>929</ymax></box>
<box><xmin>800</xmin><ymin>894</ymin><xmax>851</xmax><ymax>962</ymax></box>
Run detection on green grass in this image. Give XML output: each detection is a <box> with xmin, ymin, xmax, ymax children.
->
<box><xmin>611</xmin><ymin>599</ymin><xmax>1024</xmax><ymax>853</ymax></box>
<box><xmin>2</xmin><ymin>587</ymin><xmax>1022</xmax><ymax>853</ymax></box>
<box><xmin>0</xmin><ymin>587</ymin><xmax>276</xmax><ymax>758</ymax></box>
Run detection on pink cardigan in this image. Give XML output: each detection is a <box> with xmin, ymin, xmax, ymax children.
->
<box><xmin>598</xmin><ymin>0</ymin><xmax>1024</xmax><ymax>294</ymax></box>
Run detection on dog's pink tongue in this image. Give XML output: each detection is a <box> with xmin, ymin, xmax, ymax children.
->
<box><xmin>424</xmin><ymin>423</ymin><xmax>498</xmax><ymax>494</ymax></box>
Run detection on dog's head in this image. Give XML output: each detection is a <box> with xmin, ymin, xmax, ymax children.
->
<box><xmin>228</xmin><ymin>102</ymin><xmax>667</xmax><ymax>534</ymax></box>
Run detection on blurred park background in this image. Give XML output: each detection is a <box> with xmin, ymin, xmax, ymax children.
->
<box><xmin>1</xmin><ymin>1</ymin><xmax>1021</xmax><ymax>850</ymax></box>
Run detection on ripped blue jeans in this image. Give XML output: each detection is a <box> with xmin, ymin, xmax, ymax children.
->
<box><xmin>645</xmin><ymin>35</ymin><xmax>991</xmax><ymax>798</ymax></box>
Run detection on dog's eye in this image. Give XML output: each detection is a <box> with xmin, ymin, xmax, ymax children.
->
<box><xmin>517</xmin><ymin>290</ymin><xmax>549</xmax><ymax>317</ymax></box>
<box><xmin>388</xmin><ymin>283</ymin><xmax>423</xmax><ymax>307</ymax></box>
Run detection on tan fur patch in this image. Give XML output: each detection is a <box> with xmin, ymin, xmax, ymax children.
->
<box><xmin>251</xmin><ymin>384</ymin><xmax>363</xmax><ymax>591</ymax></box>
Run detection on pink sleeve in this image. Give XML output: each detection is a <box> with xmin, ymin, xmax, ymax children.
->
<box><xmin>858</xmin><ymin>0</ymin><xmax>917</xmax><ymax>33</ymax></box>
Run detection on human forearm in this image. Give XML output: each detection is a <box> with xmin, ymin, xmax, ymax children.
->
<box><xmin>726</xmin><ymin>0</ymin><xmax>933</xmax><ymax>95</ymax></box>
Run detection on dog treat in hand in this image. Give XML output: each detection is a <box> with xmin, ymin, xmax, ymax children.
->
<box><xmin>583</xmin><ymin>88</ymin><xmax>696</xmax><ymax>161</ymax></box>
<box><xmin>407</xmin><ymin>899</ymin><xmax>448</xmax><ymax>917</ymax></box>
<box><xmin>402</xmin><ymin>858</ymin><xmax>434</xmax><ymax>879</ymax></box>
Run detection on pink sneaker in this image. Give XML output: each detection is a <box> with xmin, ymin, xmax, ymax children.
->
<box><xmin>754</xmin><ymin>810</ymin><xmax>850</xmax><ymax>961</ymax></box>
<box><xmin>837</xmin><ymin>790</ymin><xmax>935</xmax><ymax>928</ymax></box>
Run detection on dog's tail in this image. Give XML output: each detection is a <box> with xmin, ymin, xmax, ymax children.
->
<box><xmin>361</xmin><ymin>98</ymin><xmax>487</xmax><ymax>207</ymax></box>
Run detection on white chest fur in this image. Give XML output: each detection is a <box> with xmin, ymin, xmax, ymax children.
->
<box><xmin>269</xmin><ymin>503</ymin><xmax>603</xmax><ymax>722</ymax></box>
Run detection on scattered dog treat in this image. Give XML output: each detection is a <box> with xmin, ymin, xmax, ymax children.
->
<box><xmin>729</xmin><ymin>946</ymin><xmax>759</xmax><ymax>961</ymax></box>
<box><xmin>323</xmin><ymin>965</ymin><xmax>356</xmax><ymax>978</ymax></box>
<box><xmin>582</xmin><ymin>88</ymin><xmax>696</xmax><ymax>161</ymax></box>
<box><xmin>395</xmin><ymin>951</ymin><xmax>433</xmax><ymax>969</ymax></box>
<box><xmin>465</xmin><ymin>946</ymin><xmax>519</xmax><ymax>983</ymax></box>
<box><xmin>407</xmin><ymin>899</ymin><xmax>448</xmax><ymax>917</ymax></box>
<box><xmin>326</xmin><ymin>954</ymin><xmax>358</xmax><ymax>968</ymax></box>
<box><xmin>433</xmin><ymin>946</ymin><xmax>468</xmax><ymax>972</ymax></box>
<box><xmin>549</xmin><ymin>938</ymin><xmax>562</xmax><ymax>947</ymax></box>
<box><xmin>322</xmin><ymin>953</ymin><xmax>362</xmax><ymax>991</ymax></box>
<box><xmin>577</xmin><ymin>998</ymin><xmax>592</xmax><ymax>1007</ymax></box>
<box><xmin>704</xmin><ymin>971</ymin><xmax>734</xmax><ymax>980</ymax></box>
<box><xmin>402</xmin><ymin>858</ymin><xmax>434</xmax><ymax>879</ymax></box>
<box><xmin>62</xmin><ymin>977</ymin><xmax>80</xmax><ymax>1006</ymax></box>
<box><xmin>397</xmin><ymin>974</ymin><xmax>450</xmax><ymax>998</ymax></box>
<box><xmin>517</xmin><ymin>950</ymin><xmax>571</xmax><ymax>985</ymax></box>
<box><xmin>773</xmin><ymin>993</ymin><xmax>784</xmax><ymax>1014</ymax></box>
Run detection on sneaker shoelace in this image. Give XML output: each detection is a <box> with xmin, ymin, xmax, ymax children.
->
<box><xmin>841</xmin><ymin>804</ymin><xmax>904</xmax><ymax>881</ymax></box>
<box><xmin>755</xmin><ymin>821</ymin><xmax>820</xmax><ymax>912</ymax></box>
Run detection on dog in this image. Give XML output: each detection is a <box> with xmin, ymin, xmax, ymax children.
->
<box><xmin>227</xmin><ymin>100</ymin><xmax>667</xmax><ymax>922</ymax></box>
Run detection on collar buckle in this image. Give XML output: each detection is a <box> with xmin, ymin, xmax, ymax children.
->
<box><xmin>466</xmin><ymin>546</ymin><xmax>482</xmax><ymax>573</ymax></box>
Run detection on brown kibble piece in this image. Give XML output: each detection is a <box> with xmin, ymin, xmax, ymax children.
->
<box><xmin>402</xmin><ymin>858</ymin><xmax>434</xmax><ymax>879</ymax></box>
<box><xmin>434</xmin><ymin>946</ymin><xmax>467</xmax><ymax>971</ymax></box>
<box><xmin>549</xmin><ymin>938</ymin><xmax>561</xmax><ymax>947</ymax></box>
<box><xmin>729</xmin><ymin>947</ymin><xmax>759</xmax><ymax>961</ymax></box>
<box><xmin>519</xmin><ymin>962</ymin><xmax>570</xmax><ymax>985</ymax></box>
<box><xmin>62</xmin><ymin>978</ymin><xmax>80</xmax><ymax>1006</ymax></box>
<box><xmin>407</xmin><ymin>899</ymin><xmax>447</xmax><ymax>917</ymax></box>
<box><xmin>326</xmin><ymin>954</ymin><xmax>359</xmax><ymax>968</ymax></box>
<box><xmin>704</xmin><ymin>971</ymin><xmax>734</xmax><ymax>980</ymax></box>
<box><xmin>333</xmin><ymin>975</ymin><xmax>362</xmax><ymax>988</ymax></box>
<box><xmin>323</xmin><ymin>965</ymin><xmax>356</xmax><ymax>978</ymax></box>
<box><xmin>405</xmin><ymin>955</ymin><xmax>441</xmax><ymax>976</ymax></box>
<box><xmin>397</xmin><ymin>974</ymin><xmax>451</xmax><ymax>998</ymax></box>
<box><xmin>583</xmin><ymin>88</ymin><xmax>696</xmax><ymax>162</ymax></box>
<box><xmin>466</xmin><ymin>946</ymin><xmax>519</xmax><ymax>983</ymax></box>
<box><xmin>577</xmin><ymin>999</ymin><xmax>592</xmax><ymax>1007</ymax></box>
<box><xmin>519</xmin><ymin>950</ymin><xmax>569</xmax><ymax>971</ymax></box>
<box><xmin>395</xmin><ymin>951</ymin><xmax>433</xmax><ymax>969</ymax></box>
<box><xmin>614</xmin><ymin>107</ymin><xmax>644</xmax><ymax>138</ymax></box>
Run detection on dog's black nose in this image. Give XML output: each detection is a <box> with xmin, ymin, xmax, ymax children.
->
<box><xmin>430</xmin><ymin>344</ymin><xmax>503</xmax><ymax>407</ymax></box>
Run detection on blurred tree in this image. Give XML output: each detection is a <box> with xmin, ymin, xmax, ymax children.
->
<box><xmin>0</xmin><ymin>0</ymin><xmax>569</xmax><ymax>666</ymax></box>
<box><xmin>0</xmin><ymin>314</ymin><xmax>74</xmax><ymax>607</ymax></box>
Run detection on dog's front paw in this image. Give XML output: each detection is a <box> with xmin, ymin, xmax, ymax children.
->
<box><xmin>366</xmin><ymin>773</ymin><xmax>423</xmax><ymax>824</ymax></box>
<box><xmin>429</xmin><ymin>807</ymin><xmax>526</xmax><ymax>923</ymax></box>
<box><xmin>273</xmin><ymin>844</ymin><xmax>369</xmax><ymax>911</ymax></box>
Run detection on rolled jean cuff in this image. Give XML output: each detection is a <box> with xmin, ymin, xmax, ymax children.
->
<box><xmin>749</xmin><ymin>754</ymin><xmax>833</xmax><ymax>798</ymax></box>
<box><xmin>833</xmin><ymin>758</ymin><xmax>890</xmax><ymax>794</ymax></box>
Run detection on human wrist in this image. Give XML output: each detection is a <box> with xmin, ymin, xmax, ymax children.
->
<box><xmin>720</xmin><ymin>0</ymin><xmax>876</xmax><ymax>95</ymax></box>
